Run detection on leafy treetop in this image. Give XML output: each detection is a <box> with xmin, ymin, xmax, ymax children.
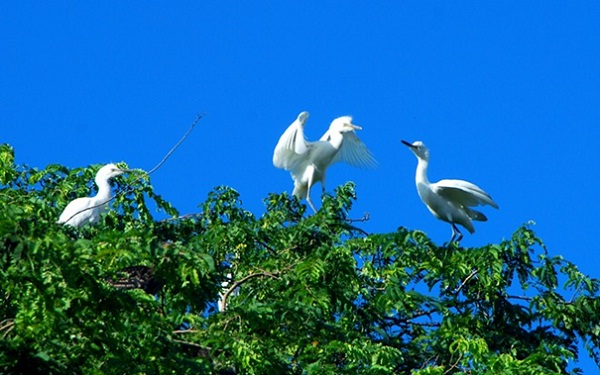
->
<box><xmin>0</xmin><ymin>144</ymin><xmax>599</xmax><ymax>374</ymax></box>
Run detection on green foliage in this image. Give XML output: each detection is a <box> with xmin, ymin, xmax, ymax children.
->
<box><xmin>1</xmin><ymin>145</ymin><xmax>599</xmax><ymax>374</ymax></box>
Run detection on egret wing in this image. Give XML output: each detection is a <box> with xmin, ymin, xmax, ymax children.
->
<box><xmin>273</xmin><ymin>113</ymin><xmax>310</xmax><ymax>170</ymax></box>
<box><xmin>433</xmin><ymin>179</ymin><xmax>498</xmax><ymax>208</ymax></box>
<box><xmin>319</xmin><ymin>129</ymin><xmax>332</xmax><ymax>142</ymax></box>
<box><xmin>331</xmin><ymin>132</ymin><xmax>378</xmax><ymax>168</ymax></box>
<box><xmin>58</xmin><ymin>197</ymin><xmax>94</xmax><ymax>225</ymax></box>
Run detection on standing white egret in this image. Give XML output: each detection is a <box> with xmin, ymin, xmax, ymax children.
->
<box><xmin>273</xmin><ymin>112</ymin><xmax>377</xmax><ymax>212</ymax></box>
<box><xmin>401</xmin><ymin>140</ymin><xmax>498</xmax><ymax>243</ymax></box>
<box><xmin>58</xmin><ymin>163</ymin><xmax>130</xmax><ymax>227</ymax></box>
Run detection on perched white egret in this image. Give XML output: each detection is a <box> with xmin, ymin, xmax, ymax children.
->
<box><xmin>273</xmin><ymin>111</ymin><xmax>377</xmax><ymax>212</ymax></box>
<box><xmin>58</xmin><ymin>163</ymin><xmax>130</xmax><ymax>228</ymax></box>
<box><xmin>401</xmin><ymin>140</ymin><xmax>498</xmax><ymax>243</ymax></box>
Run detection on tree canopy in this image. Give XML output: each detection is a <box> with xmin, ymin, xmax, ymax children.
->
<box><xmin>1</xmin><ymin>143</ymin><xmax>599</xmax><ymax>374</ymax></box>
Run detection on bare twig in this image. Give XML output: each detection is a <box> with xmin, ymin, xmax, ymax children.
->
<box><xmin>346</xmin><ymin>212</ymin><xmax>370</xmax><ymax>223</ymax></box>
<box><xmin>146</xmin><ymin>113</ymin><xmax>204</xmax><ymax>175</ymax></box>
<box><xmin>62</xmin><ymin>113</ymin><xmax>204</xmax><ymax>224</ymax></box>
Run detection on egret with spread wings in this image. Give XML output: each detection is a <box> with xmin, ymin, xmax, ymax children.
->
<box><xmin>274</xmin><ymin>112</ymin><xmax>377</xmax><ymax>212</ymax></box>
<box><xmin>401</xmin><ymin>140</ymin><xmax>498</xmax><ymax>243</ymax></box>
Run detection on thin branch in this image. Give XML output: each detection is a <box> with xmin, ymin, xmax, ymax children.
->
<box><xmin>382</xmin><ymin>309</ymin><xmax>437</xmax><ymax>325</ymax></box>
<box><xmin>420</xmin><ymin>355</ymin><xmax>439</xmax><ymax>369</ymax></box>
<box><xmin>454</xmin><ymin>269</ymin><xmax>479</xmax><ymax>294</ymax></box>
<box><xmin>173</xmin><ymin>329</ymin><xmax>200</xmax><ymax>334</ymax></box>
<box><xmin>160</xmin><ymin>212</ymin><xmax>203</xmax><ymax>222</ymax></box>
<box><xmin>62</xmin><ymin>113</ymin><xmax>204</xmax><ymax>225</ymax></box>
<box><xmin>0</xmin><ymin>318</ymin><xmax>15</xmax><ymax>339</ymax></box>
<box><xmin>256</xmin><ymin>239</ymin><xmax>277</xmax><ymax>255</ymax></box>
<box><xmin>507</xmin><ymin>295</ymin><xmax>534</xmax><ymax>302</ymax></box>
<box><xmin>225</xmin><ymin>272</ymin><xmax>280</xmax><ymax>297</ymax></box>
<box><xmin>220</xmin><ymin>272</ymin><xmax>280</xmax><ymax>311</ymax></box>
<box><xmin>0</xmin><ymin>318</ymin><xmax>14</xmax><ymax>327</ymax></box>
<box><xmin>410</xmin><ymin>308</ymin><xmax>437</xmax><ymax>319</ymax></box>
<box><xmin>146</xmin><ymin>113</ymin><xmax>204</xmax><ymax>175</ymax></box>
<box><xmin>252</xmin><ymin>265</ymin><xmax>285</xmax><ymax>276</ymax></box>
<box><xmin>347</xmin><ymin>224</ymin><xmax>370</xmax><ymax>237</ymax></box>
<box><xmin>346</xmin><ymin>212</ymin><xmax>370</xmax><ymax>223</ymax></box>
<box><xmin>568</xmin><ymin>282</ymin><xmax>583</xmax><ymax>304</ymax></box>
<box><xmin>412</xmin><ymin>321</ymin><xmax>441</xmax><ymax>327</ymax></box>
<box><xmin>172</xmin><ymin>338</ymin><xmax>207</xmax><ymax>350</ymax></box>
<box><xmin>444</xmin><ymin>353</ymin><xmax>464</xmax><ymax>375</ymax></box>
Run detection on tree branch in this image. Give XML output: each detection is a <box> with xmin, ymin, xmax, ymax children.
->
<box><xmin>0</xmin><ymin>318</ymin><xmax>15</xmax><ymax>339</ymax></box>
<box><xmin>172</xmin><ymin>338</ymin><xmax>206</xmax><ymax>349</ymax></box>
<box><xmin>346</xmin><ymin>212</ymin><xmax>370</xmax><ymax>223</ymax></box>
<box><xmin>62</xmin><ymin>113</ymin><xmax>204</xmax><ymax>225</ymax></box>
<box><xmin>444</xmin><ymin>352</ymin><xmax>464</xmax><ymax>375</ymax></box>
<box><xmin>173</xmin><ymin>329</ymin><xmax>200</xmax><ymax>334</ymax></box>
<box><xmin>220</xmin><ymin>272</ymin><xmax>280</xmax><ymax>311</ymax></box>
<box><xmin>146</xmin><ymin>113</ymin><xmax>204</xmax><ymax>175</ymax></box>
<box><xmin>160</xmin><ymin>212</ymin><xmax>203</xmax><ymax>222</ymax></box>
<box><xmin>454</xmin><ymin>269</ymin><xmax>479</xmax><ymax>294</ymax></box>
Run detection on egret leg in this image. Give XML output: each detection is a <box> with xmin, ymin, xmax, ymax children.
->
<box><xmin>306</xmin><ymin>196</ymin><xmax>317</xmax><ymax>213</ymax></box>
<box><xmin>451</xmin><ymin>223</ymin><xmax>463</xmax><ymax>243</ymax></box>
<box><xmin>305</xmin><ymin>176</ymin><xmax>318</xmax><ymax>213</ymax></box>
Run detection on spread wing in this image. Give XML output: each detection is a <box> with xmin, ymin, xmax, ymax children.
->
<box><xmin>273</xmin><ymin>112</ymin><xmax>310</xmax><ymax>170</ymax></box>
<box><xmin>433</xmin><ymin>179</ymin><xmax>499</xmax><ymax>209</ymax></box>
<box><xmin>330</xmin><ymin>132</ymin><xmax>378</xmax><ymax>168</ymax></box>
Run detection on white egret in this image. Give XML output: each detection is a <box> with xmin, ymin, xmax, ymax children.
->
<box><xmin>58</xmin><ymin>163</ymin><xmax>130</xmax><ymax>227</ymax></box>
<box><xmin>401</xmin><ymin>140</ymin><xmax>498</xmax><ymax>243</ymax></box>
<box><xmin>273</xmin><ymin>112</ymin><xmax>377</xmax><ymax>212</ymax></box>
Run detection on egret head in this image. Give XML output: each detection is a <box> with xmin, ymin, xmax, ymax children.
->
<box><xmin>297</xmin><ymin>111</ymin><xmax>309</xmax><ymax>125</ymax></box>
<box><xmin>330</xmin><ymin>116</ymin><xmax>362</xmax><ymax>133</ymax></box>
<box><xmin>96</xmin><ymin>163</ymin><xmax>129</xmax><ymax>181</ymax></box>
<box><xmin>401</xmin><ymin>140</ymin><xmax>430</xmax><ymax>161</ymax></box>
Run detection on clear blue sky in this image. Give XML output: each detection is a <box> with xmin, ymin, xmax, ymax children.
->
<box><xmin>3</xmin><ymin>2</ymin><xmax>599</xmax><ymax>371</ymax></box>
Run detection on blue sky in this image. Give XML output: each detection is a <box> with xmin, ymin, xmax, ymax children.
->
<box><xmin>3</xmin><ymin>2</ymin><xmax>600</xmax><ymax>371</ymax></box>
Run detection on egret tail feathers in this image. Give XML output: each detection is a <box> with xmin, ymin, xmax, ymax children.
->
<box><xmin>465</xmin><ymin>207</ymin><xmax>488</xmax><ymax>222</ymax></box>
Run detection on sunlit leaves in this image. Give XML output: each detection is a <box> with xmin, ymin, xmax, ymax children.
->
<box><xmin>0</xmin><ymin>144</ymin><xmax>18</xmax><ymax>185</ymax></box>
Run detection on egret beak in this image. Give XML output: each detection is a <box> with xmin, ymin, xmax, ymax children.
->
<box><xmin>117</xmin><ymin>168</ymin><xmax>141</xmax><ymax>174</ymax></box>
<box><xmin>348</xmin><ymin>123</ymin><xmax>362</xmax><ymax>131</ymax></box>
<box><xmin>401</xmin><ymin>140</ymin><xmax>415</xmax><ymax>148</ymax></box>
